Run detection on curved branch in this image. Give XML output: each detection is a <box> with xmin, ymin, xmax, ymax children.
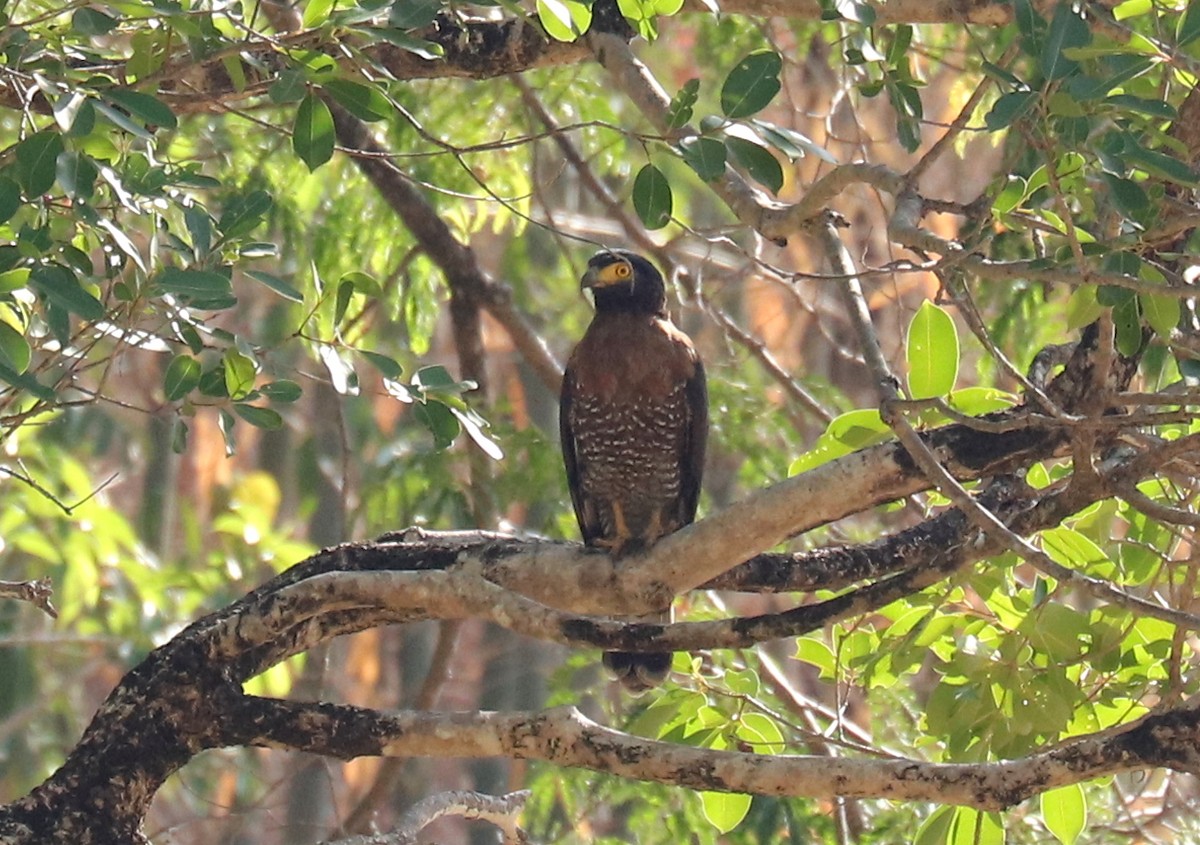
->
<box><xmin>230</xmin><ymin>697</ymin><xmax>1200</xmax><ymax>813</ymax></box>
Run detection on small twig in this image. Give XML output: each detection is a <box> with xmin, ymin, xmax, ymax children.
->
<box><xmin>324</xmin><ymin>789</ymin><xmax>531</xmax><ymax>845</ymax></box>
<box><xmin>0</xmin><ymin>578</ymin><xmax>57</xmax><ymax>618</ymax></box>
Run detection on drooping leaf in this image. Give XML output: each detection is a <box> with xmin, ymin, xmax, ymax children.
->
<box><xmin>906</xmin><ymin>300</ymin><xmax>959</xmax><ymax>398</ymax></box>
<box><xmin>302</xmin><ymin>0</ymin><xmax>335</xmax><ymax>27</ymax></box>
<box><xmin>15</xmin><ymin>131</ymin><xmax>65</xmax><ymax>196</ymax></box>
<box><xmin>414</xmin><ymin>398</ymin><xmax>460</xmax><ymax>448</ymax></box>
<box><xmin>720</xmin><ymin>50</ymin><xmax>782</xmax><ymax>119</ymax></box>
<box><xmin>293</xmin><ymin>93</ymin><xmax>336</xmax><ymax>171</ymax></box>
<box><xmin>699</xmin><ymin>791</ymin><xmax>751</xmax><ymax>834</ymax></box>
<box><xmin>1041</xmin><ymin>784</ymin><xmax>1086</xmax><ymax>845</ymax></box>
<box><xmin>632</xmin><ymin>164</ymin><xmax>673</xmax><ymax>229</ymax></box>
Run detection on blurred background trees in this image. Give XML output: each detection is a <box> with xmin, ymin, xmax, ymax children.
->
<box><xmin>3</xmin><ymin>0</ymin><xmax>1200</xmax><ymax>842</ymax></box>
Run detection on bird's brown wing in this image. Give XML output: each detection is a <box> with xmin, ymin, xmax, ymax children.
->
<box><xmin>559</xmin><ymin>369</ymin><xmax>603</xmax><ymax>546</ymax></box>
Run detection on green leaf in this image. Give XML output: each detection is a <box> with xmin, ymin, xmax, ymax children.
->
<box><xmin>359</xmin><ymin>27</ymin><xmax>444</xmax><ymax>58</ymax></box>
<box><xmin>678</xmin><ymin>136</ymin><xmax>726</xmax><ymax>181</ymax></box>
<box><xmin>103</xmin><ymin>89</ymin><xmax>178</xmax><ymax>129</ymax></box>
<box><xmin>0</xmin><ymin>360</ymin><xmax>55</xmax><ymax>401</ymax></box>
<box><xmin>269</xmin><ymin>70</ymin><xmax>308</xmax><ymax>104</ymax></box>
<box><xmin>0</xmin><ymin>176</ymin><xmax>20</xmax><ymax>223</ymax></box>
<box><xmin>666</xmin><ymin>78</ymin><xmax>699</xmax><ymax>130</ymax></box>
<box><xmin>389</xmin><ymin>0</ymin><xmax>442</xmax><ymax>29</ymax></box>
<box><xmin>0</xmin><ymin>268</ymin><xmax>31</xmax><ymax>293</ymax></box>
<box><xmin>827</xmin><ymin>408</ymin><xmax>891</xmax><ymax>449</ymax></box>
<box><xmin>699</xmin><ymin>791</ymin><xmax>751</xmax><ymax>834</ymax></box>
<box><xmin>218</xmin><ymin>190</ymin><xmax>273</xmax><ymax>238</ymax></box>
<box><xmin>218</xmin><ymin>408</ymin><xmax>237</xmax><ymax>456</ymax></box>
<box><xmin>302</xmin><ymin>0</ymin><xmax>335</xmax><ymax>27</ymax></box>
<box><xmin>735</xmin><ymin>712</ymin><xmax>785</xmax><ymax>754</ymax></box>
<box><xmin>322</xmin><ymin>79</ymin><xmax>393</xmax><ymax>122</ymax></box>
<box><xmin>184</xmin><ymin>205</ymin><xmax>213</xmax><ymax>256</ymax></box>
<box><xmin>56</xmin><ymin>151</ymin><xmax>98</xmax><ymax>200</ymax></box>
<box><xmin>906</xmin><ymin>300</ymin><xmax>959</xmax><ymax>398</ymax></box>
<box><xmin>93</xmin><ymin>100</ymin><xmax>153</xmax><ymax>139</ymax></box>
<box><xmin>159</xmin><ymin>269</ymin><xmax>233</xmax><ymax>298</ymax></box>
<box><xmin>29</xmin><ymin>264</ymin><xmax>104</xmax><ymax>320</ymax></box>
<box><xmin>1041</xmin><ymin>784</ymin><xmax>1087</xmax><ymax>845</ymax></box>
<box><xmin>245</xmin><ymin>269</ymin><xmax>304</xmax><ymax>302</ymax></box>
<box><xmin>720</xmin><ymin>50</ymin><xmax>782</xmax><ymax>119</ymax></box>
<box><xmin>632</xmin><ymin>164</ymin><xmax>673</xmax><ymax>229</ymax></box>
<box><xmin>1113</xmin><ymin>295</ymin><xmax>1143</xmax><ymax>356</ymax></box>
<box><xmin>414</xmin><ymin>398</ymin><xmax>460</xmax><ymax>448</ymax></box>
<box><xmin>72</xmin><ymin>7</ymin><xmax>119</xmax><ymax>35</ymax></box>
<box><xmin>163</xmin><ymin>354</ymin><xmax>202</xmax><ymax>401</ymax></box>
<box><xmin>260</xmin><ymin>380</ymin><xmax>303</xmax><ymax>402</ymax></box>
<box><xmin>234</xmin><ymin>403</ymin><xmax>284</xmax><ymax>429</ymax></box>
<box><xmin>15</xmin><ymin>131</ymin><xmax>65</xmax><ymax>196</ymax></box>
<box><xmin>537</xmin><ymin>0</ymin><xmax>592</xmax><ymax>41</ymax></box>
<box><xmin>724</xmin><ymin>136</ymin><xmax>783</xmax><ymax>193</ymax></box>
<box><xmin>1040</xmin><ymin>4</ymin><xmax>1090</xmax><ymax>81</ymax></box>
<box><xmin>1140</xmin><ymin>294</ymin><xmax>1179</xmax><ymax>338</ymax></box>
<box><xmin>1180</xmin><ymin>2</ymin><xmax>1200</xmax><ymax>46</ymax></box>
<box><xmin>0</xmin><ymin>322</ymin><xmax>31</xmax><ymax>374</ymax></box>
<box><xmin>795</xmin><ymin>637</ymin><xmax>836</xmax><ymax>677</ymax></box>
<box><xmin>984</xmin><ymin>90</ymin><xmax>1037</xmax><ymax>131</ymax></box>
<box><xmin>360</xmin><ymin>350</ymin><xmax>404</xmax><ymax>379</ymax></box>
<box><xmin>293</xmin><ymin>93</ymin><xmax>335</xmax><ymax>171</ymax></box>
<box><xmin>751</xmin><ymin>118</ymin><xmax>838</xmax><ymax>164</ymax></box>
<box><xmin>335</xmin><ymin>278</ymin><xmax>355</xmax><ymax>324</ymax></box>
<box><xmin>223</xmin><ymin>349</ymin><xmax>258</xmax><ymax>400</ymax></box>
<box><xmin>171</xmin><ymin>418</ymin><xmax>189</xmax><ymax>453</ymax></box>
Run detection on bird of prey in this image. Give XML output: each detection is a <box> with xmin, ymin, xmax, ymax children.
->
<box><xmin>560</xmin><ymin>250</ymin><xmax>708</xmax><ymax>692</ymax></box>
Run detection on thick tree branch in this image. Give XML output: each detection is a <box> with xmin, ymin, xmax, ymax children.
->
<box><xmin>229</xmin><ymin>696</ymin><xmax>1200</xmax><ymax>813</ymax></box>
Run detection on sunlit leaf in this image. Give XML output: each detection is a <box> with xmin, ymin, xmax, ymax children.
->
<box><xmin>632</xmin><ymin>163</ymin><xmax>672</xmax><ymax>229</ymax></box>
<box><xmin>223</xmin><ymin>349</ymin><xmax>258</xmax><ymax>400</ymax></box>
<box><xmin>699</xmin><ymin>791</ymin><xmax>751</xmax><ymax>834</ymax></box>
<box><xmin>0</xmin><ymin>322</ymin><xmax>31</xmax><ymax>374</ymax></box>
<box><xmin>906</xmin><ymin>300</ymin><xmax>959</xmax><ymax>398</ymax></box>
<box><xmin>1041</xmin><ymin>784</ymin><xmax>1087</xmax><ymax>845</ymax></box>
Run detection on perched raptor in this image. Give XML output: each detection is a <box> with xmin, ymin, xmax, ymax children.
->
<box><xmin>560</xmin><ymin>250</ymin><xmax>708</xmax><ymax>692</ymax></box>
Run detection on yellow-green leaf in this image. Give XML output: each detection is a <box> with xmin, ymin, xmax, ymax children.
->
<box><xmin>906</xmin><ymin>300</ymin><xmax>959</xmax><ymax>398</ymax></box>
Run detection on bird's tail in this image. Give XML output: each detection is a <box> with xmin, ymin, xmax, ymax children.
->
<box><xmin>602</xmin><ymin>606</ymin><xmax>674</xmax><ymax>693</ymax></box>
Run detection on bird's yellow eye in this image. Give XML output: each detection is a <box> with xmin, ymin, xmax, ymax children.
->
<box><xmin>615</xmin><ymin>263</ymin><xmax>632</xmax><ymax>278</ymax></box>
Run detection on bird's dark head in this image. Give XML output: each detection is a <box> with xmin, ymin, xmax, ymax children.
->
<box><xmin>581</xmin><ymin>250</ymin><xmax>667</xmax><ymax>316</ymax></box>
